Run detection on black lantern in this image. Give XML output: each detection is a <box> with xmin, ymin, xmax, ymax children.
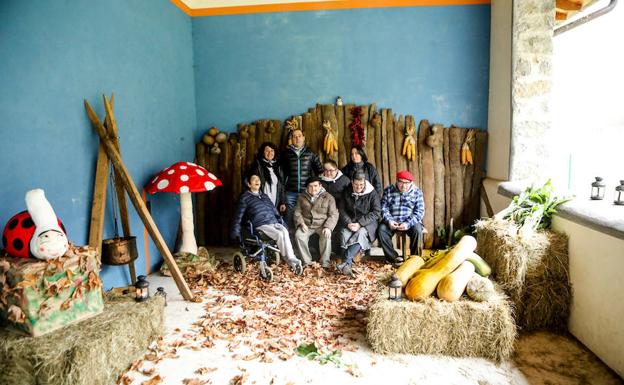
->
<box><xmin>134</xmin><ymin>275</ymin><xmax>150</xmax><ymax>302</ymax></box>
<box><xmin>155</xmin><ymin>286</ymin><xmax>167</xmax><ymax>306</ymax></box>
<box><xmin>388</xmin><ymin>274</ymin><xmax>402</xmax><ymax>301</ymax></box>
<box><xmin>591</xmin><ymin>177</ymin><xmax>606</xmax><ymax>200</ymax></box>
<box><xmin>615</xmin><ymin>180</ymin><xmax>624</xmax><ymax>206</ymax></box>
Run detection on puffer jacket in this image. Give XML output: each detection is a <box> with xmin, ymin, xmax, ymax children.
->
<box><xmin>231</xmin><ymin>191</ymin><xmax>283</xmax><ymax>239</ymax></box>
<box><xmin>338</xmin><ymin>180</ymin><xmax>381</xmax><ymax>241</ymax></box>
<box><xmin>320</xmin><ymin>170</ymin><xmax>351</xmax><ymax>203</ymax></box>
<box><xmin>293</xmin><ymin>191</ymin><xmax>339</xmax><ymax>231</ymax></box>
<box><xmin>341</xmin><ymin>162</ymin><xmax>382</xmax><ymax>195</ymax></box>
<box><xmin>279</xmin><ymin>145</ymin><xmax>323</xmax><ymax>193</ymax></box>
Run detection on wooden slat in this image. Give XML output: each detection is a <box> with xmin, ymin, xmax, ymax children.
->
<box><xmin>462</xmin><ymin>129</ymin><xmax>476</xmax><ymax>226</ymax></box>
<box><xmin>343</xmin><ymin>104</ymin><xmax>355</xmax><ymax>167</ymax></box>
<box><xmin>372</xmin><ymin>108</ymin><xmax>382</xmax><ymax>172</ymax></box>
<box><xmin>313</xmin><ymin>104</ymin><xmax>323</xmax><ymax>156</ymax></box>
<box><xmin>219</xmin><ymin>138</ymin><xmax>233</xmax><ymax>244</ymax></box>
<box><xmin>246</xmin><ymin>124</ymin><xmax>257</xmax><ymax>170</ymax></box>
<box><xmin>394</xmin><ymin>115</ymin><xmax>407</xmax><ymax>175</ymax></box>
<box><xmin>195</xmin><ymin>143</ymin><xmax>207</xmax><ymax>246</ymax></box>
<box><xmin>363</xmin><ymin>105</ymin><xmax>374</xmax><ymax>166</ymax></box>
<box><xmin>470</xmin><ymin>131</ymin><xmax>488</xmax><ymax>222</ymax></box>
<box><xmin>431</xmin><ymin>124</ymin><xmax>445</xmax><ymax>248</ymax></box>
<box><xmin>443</xmin><ymin>127</ymin><xmax>451</xmax><ymax>227</ymax></box>
<box><xmin>336</xmin><ymin>104</ymin><xmax>347</xmax><ymax>167</ymax></box>
<box><xmin>386</xmin><ymin>109</ymin><xmax>394</xmax><ymax>184</ymax></box>
<box><xmin>88</xmin><ymin>110</ymin><xmax>112</xmax><ymax>255</ymax></box>
<box><xmin>449</xmin><ymin>127</ymin><xmax>465</xmax><ymax>228</ymax></box>
<box><xmin>380</xmin><ymin>108</ymin><xmax>390</xmax><ymax>188</ymax></box>
<box><xmin>85</xmin><ymin>100</ymin><xmax>193</xmax><ymax>301</ymax></box>
<box><xmin>417</xmin><ymin>119</ymin><xmax>434</xmax><ymax>249</ymax></box>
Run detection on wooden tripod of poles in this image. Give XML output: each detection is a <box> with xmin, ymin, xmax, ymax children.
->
<box><xmin>85</xmin><ymin>95</ymin><xmax>193</xmax><ymax>301</ymax></box>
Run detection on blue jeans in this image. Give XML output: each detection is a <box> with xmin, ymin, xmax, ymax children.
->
<box><xmin>285</xmin><ymin>191</ymin><xmax>300</xmax><ymax>229</ymax></box>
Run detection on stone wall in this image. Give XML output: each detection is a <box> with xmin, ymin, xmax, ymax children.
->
<box><xmin>510</xmin><ymin>0</ymin><xmax>555</xmax><ymax>180</ymax></box>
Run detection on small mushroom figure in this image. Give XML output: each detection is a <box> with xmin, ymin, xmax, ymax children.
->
<box><xmin>25</xmin><ymin>189</ymin><xmax>69</xmax><ymax>260</ymax></box>
<box><xmin>145</xmin><ymin>162</ymin><xmax>222</xmax><ymax>255</ymax></box>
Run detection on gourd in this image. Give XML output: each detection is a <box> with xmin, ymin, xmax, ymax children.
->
<box><xmin>466</xmin><ymin>252</ymin><xmax>491</xmax><ymax>277</ymax></box>
<box><xmin>404</xmin><ymin>235</ymin><xmax>477</xmax><ymax>300</ymax></box>
<box><xmin>466</xmin><ymin>273</ymin><xmax>495</xmax><ymax>302</ymax></box>
<box><xmin>436</xmin><ymin>261</ymin><xmax>475</xmax><ymax>301</ymax></box>
<box><xmin>395</xmin><ymin>256</ymin><xmax>425</xmax><ymax>287</ymax></box>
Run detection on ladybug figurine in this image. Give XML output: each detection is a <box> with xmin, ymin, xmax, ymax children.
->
<box><xmin>2</xmin><ymin>189</ymin><xmax>68</xmax><ymax>259</ymax></box>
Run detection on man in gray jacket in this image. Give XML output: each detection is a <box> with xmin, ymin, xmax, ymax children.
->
<box><xmin>294</xmin><ymin>176</ymin><xmax>339</xmax><ymax>268</ymax></box>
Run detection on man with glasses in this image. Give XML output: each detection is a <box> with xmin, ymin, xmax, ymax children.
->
<box><xmin>377</xmin><ymin>170</ymin><xmax>425</xmax><ymax>265</ymax></box>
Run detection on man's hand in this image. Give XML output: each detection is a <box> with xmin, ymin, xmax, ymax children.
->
<box><xmin>397</xmin><ymin>223</ymin><xmax>409</xmax><ymax>231</ymax></box>
<box><xmin>348</xmin><ymin>223</ymin><xmax>361</xmax><ymax>232</ymax></box>
<box><xmin>322</xmin><ymin>227</ymin><xmax>332</xmax><ymax>239</ymax></box>
<box><xmin>389</xmin><ymin>221</ymin><xmax>399</xmax><ymax>230</ymax></box>
<box><xmin>279</xmin><ymin>204</ymin><xmax>286</xmax><ymax>213</ymax></box>
<box><xmin>299</xmin><ymin>224</ymin><xmax>309</xmax><ymax>233</ymax></box>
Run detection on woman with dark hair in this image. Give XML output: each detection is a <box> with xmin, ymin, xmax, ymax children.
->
<box><xmin>248</xmin><ymin>142</ymin><xmax>286</xmax><ymax>213</ymax></box>
<box><xmin>341</xmin><ymin>146</ymin><xmax>382</xmax><ymax>195</ymax></box>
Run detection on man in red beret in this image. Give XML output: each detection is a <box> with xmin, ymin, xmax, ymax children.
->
<box><xmin>377</xmin><ymin>170</ymin><xmax>425</xmax><ymax>265</ymax></box>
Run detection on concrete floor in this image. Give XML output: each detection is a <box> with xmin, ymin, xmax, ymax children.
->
<box><xmin>122</xmin><ymin>247</ymin><xmax>623</xmax><ymax>385</ymax></box>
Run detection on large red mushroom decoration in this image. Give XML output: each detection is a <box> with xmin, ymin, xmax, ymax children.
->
<box><xmin>145</xmin><ymin>161</ymin><xmax>221</xmax><ymax>255</ymax></box>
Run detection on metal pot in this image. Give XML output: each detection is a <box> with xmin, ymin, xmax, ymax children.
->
<box><xmin>101</xmin><ymin>236</ymin><xmax>138</xmax><ymax>265</ymax></box>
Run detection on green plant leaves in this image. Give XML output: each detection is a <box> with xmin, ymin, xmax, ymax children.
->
<box><xmin>503</xmin><ymin>180</ymin><xmax>571</xmax><ymax>232</ymax></box>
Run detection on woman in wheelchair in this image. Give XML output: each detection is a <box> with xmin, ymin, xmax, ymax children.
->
<box><xmin>231</xmin><ymin>173</ymin><xmax>303</xmax><ymax>278</ymax></box>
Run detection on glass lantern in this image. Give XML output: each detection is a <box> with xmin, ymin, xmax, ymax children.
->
<box><xmin>134</xmin><ymin>275</ymin><xmax>150</xmax><ymax>302</ymax></box>
<box><xmin>388</xmin><ymin>274</ymin><xmax>402</xmax><ymax>301</ymax></box>
<box><xmin>615</xmin><ymin>180</ymin><xmax>624</xmax><ymax>206</ymax></box>
<box><xmin>591</xmin><ymin>177</ymin><xmax>606</xmax><ymax>200</ymax></box>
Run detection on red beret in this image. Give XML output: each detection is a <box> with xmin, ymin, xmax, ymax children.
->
<box><xmin>396</xmin><ymin>170</ymin><xmax>414</xmax><ymax>182</ymax></box>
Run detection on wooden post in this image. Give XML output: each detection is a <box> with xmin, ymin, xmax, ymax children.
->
<box><xmin>386</xmin><ymin>110</ymin><xmax>397</xmax><ymax>185</ymax></box>
<box><xmin>430</xmin><ymin>124</ymin><xmax>445</xmax><ymax>248</ymax></box>
<box><xmin>336</xmin><ymin>104</ymin><xmax>347</xmax><ymax>168</ymax></box>
<box><xmin>417</xmin><ymin>119</ymin><xmax>434</xmax><ymax>249</ymax></box>
<box><xmin>449</xmin><ymin>127</ymin><xmax>465</xmax><ymax>228</ymax></box>
<box><xmin>462</xmin><ymin>129</ymin><xmax>476</xmax><ymax>226</ymax></box>
<box><xmin>372</xmin><ymin>109</ymin><xmax>382</xmax><ymax>172</ymax></box>
<box><xmin>380</xmin><ymin>109</ymin><xmax>390</xmax><ymax>188</ymax></box>
<box><xmin>394</xmin><ymin>115</ymin><xmax>406</xmax><ymax>176</ymax></box>
<box><xmin>103</xmin><ymin>95</ymin><xmax>137</xmax><ymax>284</ymax></box>
<box><xmin>195</xmin><ymin>142</ymin><xmax>207</xmax><ymax>246</ymax></box>
<box><xmin>364</xmin><ymin>105</ymin><xmax>375</xmax><ymax>167</ymax></box>
<box><xmin>443</xmin><ymin>127</ymin><xmax>451</xmax><ymax>228</ymax></box>
<box><xmin>85</xmin><ymin>100</ymin><xmax>194</xmax><ymax>301</ymax></box>
<box><xmin>470</xmin><ymin>131</ymin><xmax>488</xmax><ymax>222</ymax></box>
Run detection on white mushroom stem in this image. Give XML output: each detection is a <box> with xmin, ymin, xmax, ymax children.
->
<box><xmin>179</xmin><ymin>192</ymin><xmax>198</xmax><ymax>255</ymax></box>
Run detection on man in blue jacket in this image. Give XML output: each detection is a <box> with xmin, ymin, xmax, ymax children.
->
<box><xmin>231</xmin><ymin>173</ymin><xmax>302</xmax><ymax>272</ymax></box>
<box><xmin>377</xmin><ymin>170</ymin><xmax>425</xmax><ymax>265</ymax></box>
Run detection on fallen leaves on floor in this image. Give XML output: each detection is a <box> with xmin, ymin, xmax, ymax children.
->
<box><xmin>124</xmin><ymin>259</ymin><xmax>391</xmax><ymax>383</ymax></box>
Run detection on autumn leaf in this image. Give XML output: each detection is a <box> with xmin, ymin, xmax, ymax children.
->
<box><xmin>182</xmin><ymin>378</ymin><xmax>210</xmax><ymax>385</ymax></box>
<box><xmin>195</xmin><ymin>367</ymin><xmax>217</xmax><ymax>375</ymax></box>
<box><xmin>230</xmin><ymin>374</ymin><xmax>248</xmax><ymax>385</ymax></box>
<box><xmin>66</xmin><ymin>269</ymin><xmax>74</xmax><ymax>281</ymax></box>
<box><xmin>140</xmin><ymin>367</ymin><xmax>156</xmax><ymax>376</ymax></box>
<box><xmin>8</xmin><ymin>305</ymin><xmax>25</xmax><ymax>323</ymax></box>
<box><xmin>60</xmin><ymin>298</ymin><xmax>72</xmax><ymax>311</ymax></box>
<box><xmin>141</xmin><ymin>374</ymin><xmax>163</xmax><ymax>385</ymax></box>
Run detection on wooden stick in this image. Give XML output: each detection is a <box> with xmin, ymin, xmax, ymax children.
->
<box><xmin>449</xmin><ymin>127</ymin><xmax>465</xmax><ymax>228</ymax></box>
<box><xmin>103</xmin><ymin>95</ymin><xmax>137</xmax><ymax>284</ymax></box>
<box><xmin>380</xmin><ymin>109</ymin><xmax>390</xmax><ymax>188</ymax></box>
<box><xmin>363</xmin><ymin>105</ymin><xmax>375</xmax><ymax>166</ymax></box>
<box><xmin>195</xmin><ymin>142</ymin><xmax>207</xmax><ymax>246</ymax></box>
<box><xmin>88</xmin><ymin>107</ymin><xmax>112</xmax><ymax>255</ymax></box>
<box><xmin>462</xmin><ymin>129</ymin><xmax>476</xmax><ymax>226</ymax></box>
<box><xmin>386</xmin><ymin>110</ymin><xmax>397</xmax><ymax>185</ymax></box>
<box><xmin>336</xmin><ymin>104</ymin><xmax>347</xmax><ymax>168</ymax></box>
<box><xmin>470</xmin><ymin>131</ymin><xmax>488</xmax><ymax>221</ymax></box>
<box><xmin>246</xmin><ymin>124</ymin><xmax>256</xmax><ymax>170</ymax></box>
<box><xmin>394</xmin><ymin>115</ymin><xmax>406</xmax><ymax>175</ymax></box>
<box><xmin>85</xmin><ymin>100</ymin><xmax>194</xmax><ymax>301</ymax></box>
<box><xmin>443</xmin><ymin>127</ymin><xmax>451</xmax><ymax>227</ymax></box>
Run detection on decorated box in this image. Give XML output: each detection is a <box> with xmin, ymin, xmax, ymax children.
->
<box><xmin>0</xmin><ymin>244</ymin><xmax>104</xmax><ymax>337</ymax></box>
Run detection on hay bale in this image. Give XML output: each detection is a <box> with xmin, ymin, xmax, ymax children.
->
<box><xmin>0</xmin><ymin>294</ymin><xmax>164</xmax><ymax>385</ymax></box>
<box><xmin>367</xmin><ymin>288</ymin><xmax>516</xmax><ymax>362</ymax></box>
<box><xmin>475</xmin><ymin>218</ymin><xmax>571</xmax><ymax>331</ymax></box>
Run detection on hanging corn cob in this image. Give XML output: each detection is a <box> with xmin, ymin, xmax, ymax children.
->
<box><xmin>323</xmin><ymin>120</ymin><xmax>338</xmax><ymax>156</ymax></box>
<box><xmin>285</xmin><ymin>117</ymin><xmax>299</xmax><ymax>146</ymax></box>
<box><xmin>402</xmin><ymin>117</ymin><xmax>417</xmax><ymax>161</ymax></box>
<box><xmin>461</xmin><ymin>129</ymin><xmax>476</xmax><ymax>165</ymax></box>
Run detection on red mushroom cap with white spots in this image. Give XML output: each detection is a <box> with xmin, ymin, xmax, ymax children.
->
<box><xmin>145</xmin><ymin>161</ymin><xmax>222</xmax><ymax>195</ymax></box>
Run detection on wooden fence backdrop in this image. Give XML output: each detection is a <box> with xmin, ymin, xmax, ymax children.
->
<box><xmin>195</xmin><ymin>102</ymin><xmax>487</xmax><ymax>249</ymax></box>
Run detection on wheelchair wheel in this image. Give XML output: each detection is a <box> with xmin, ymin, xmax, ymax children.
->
<box><xmin>233</xmin><ymin>252</ymin><xmax>246</xmax><ymax>273</ymax></box>
<box><xmin>259</xmin><ymin>262</ymin><xmax>273</xmax><ymax>282</ymax></box>
<box><xmin>268</xmin><ymin>250</ymin><xmax>280</xmax><ymax>266</ymax></box>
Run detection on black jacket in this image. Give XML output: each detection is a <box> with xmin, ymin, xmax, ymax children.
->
<box><xmin>279</xmin><ymin>145</ymin><xmax>323</xmax><ymax>193</ymax></box>
<box><xmin>231</xmin><ymin>191</ymin><xmax>283</xmax><ymax>239</ymax></box>
<box><xmin>320</xmin><ymin>171</ymin><xmax>351</xmax><ymax>204</ymax></box>
<box><xmin>341</xmin><ymin>162</ymin><xmax>382</xmax><ymax>195</ymax></box>
<box><xmin>247</xmin><ymin>158</ymin><xmax>286</xmax><ymax>207</ymax></box>
<box><xmin>338</xmin><ymin>181</ymin><xmax>381</xmax><ymax>241</ymax></box>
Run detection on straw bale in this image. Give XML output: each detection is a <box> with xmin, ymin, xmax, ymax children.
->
<box><xmin>475</xmin><ymin>218</ymin><xmax>570</xmax><ymax>331</ymax></box>
<box><xmin>367</xmin><ymin>287</ymin><xmax>516</xmax><ymax>362</ymax></box>
<box><xmin>0</xmin><ymin>293</ymin><xmax>164</xmax><ymax>385</ymax></box>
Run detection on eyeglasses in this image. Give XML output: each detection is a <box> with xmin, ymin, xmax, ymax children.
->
<box><xmin>324</xmin><ymin>168</ymin><xmax>337</xmax><ymax>172</ymax></box>
<box><xmin>397</xmin><ymin>180</ymin><xmax>412</xmax><ymax>185</ymax></box>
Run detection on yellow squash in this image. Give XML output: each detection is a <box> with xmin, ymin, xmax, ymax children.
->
<box><xmin>395</xmin><ymin>256</ymin><xmax>425</xmax><ymax>287</ymax></box>
<box><xmin>436</xmin><ymin>261</ymin><xmax>475</xmax><ymax>301</ymax></box>
<box><xmin>404</xmin><ymin>235</ymin><xmax>477</xmax><ymax>300</ymax></box>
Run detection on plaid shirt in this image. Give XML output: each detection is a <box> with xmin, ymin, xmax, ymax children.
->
<box><xmin>380</xmin><ymin>184</ymin><xmax>425</xmax><ymax>228</ymax></box>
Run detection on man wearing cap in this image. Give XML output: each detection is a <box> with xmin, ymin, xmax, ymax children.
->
<box><xmin>293</xmin><ymin>176</ymin><xmax>339</xmax><ymax>268</ymax></box>
<box><xmin>378</xmin><ymin>170</ymin><xmax>425</xmax><ymax>265</ymax></box>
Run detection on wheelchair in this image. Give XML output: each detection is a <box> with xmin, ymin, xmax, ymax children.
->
<box><xmin>232</xmin><ymin>221</ymin><xmax>303</xmax><ymax>281</ymax></box>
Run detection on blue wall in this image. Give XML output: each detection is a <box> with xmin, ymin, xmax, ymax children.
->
<box><xmin>0</xmin><ymin>1</ymin><xmax>197</xmax><ymax>288</ymax></box>
<box><xmin>192</xmin><ymin>5</ymin><xmax>490</xmax><ymax>134</ymax></box>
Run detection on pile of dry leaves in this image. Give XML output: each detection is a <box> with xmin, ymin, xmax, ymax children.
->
<box><xmin>120</xmin><ymin>260</ymin><xmax>391</xmax><ymax>384</ymax></box>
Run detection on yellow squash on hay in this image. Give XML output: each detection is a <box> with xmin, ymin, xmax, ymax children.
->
<box><xmin>404</xmin><ymin>235</ymin><xmax>477</xmax><ymax>301</ymax></box>
<box><xmin>395</xmin><ymin>256</ymin><xmax>425</xmax><ymax>287</ymax></box>
<box><xmin>436</xmin><ymin>260</ymin><xmax>475</xmax><ymax>301</ymax></box>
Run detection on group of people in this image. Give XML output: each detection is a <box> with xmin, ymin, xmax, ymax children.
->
<box><xmin>230</xmin><ymin>127</ymin><xmax>425</xmax><ymax>276</ymax></box>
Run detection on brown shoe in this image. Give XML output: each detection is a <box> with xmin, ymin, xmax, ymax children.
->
<box><xmin>353</xmin><ymin>251</ymin><xmax>363</xmax><ymax>264</ymax></box>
